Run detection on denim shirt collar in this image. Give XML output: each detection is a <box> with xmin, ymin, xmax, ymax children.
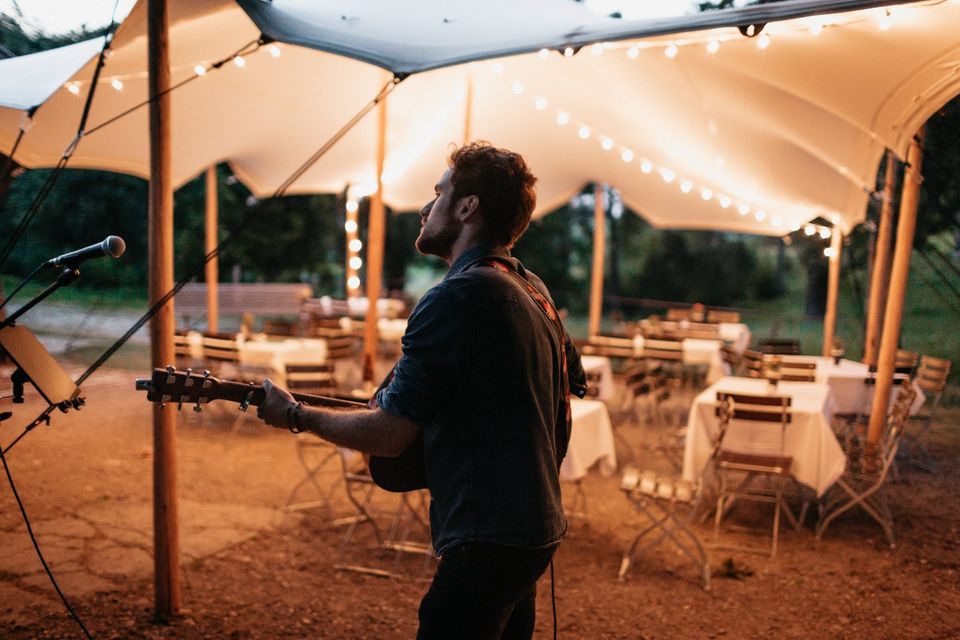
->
<box><xmin>444</xmin><ymin>242</ymin><xmax>511</xmax><ymax>280</ymax></box>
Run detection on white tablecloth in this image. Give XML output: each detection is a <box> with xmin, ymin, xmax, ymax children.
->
<box><xmin>239</xmin><ymin>337</ymin><xmax>328</xmax><ymax>373</ymax></box>
<box><xmin>682</xmin><ymin>377</ymin><xmax>845</xmax><ymax>496</ymax></box>
<box><xmin>769</xmin><ymin>356</ymin><xmax>924</xmax><ymax>415</ymax></box>
<box><xmin>718</xmin><ymin>323</ymin><xmax>751</xmax><ymax>354</ymax></box>
<box><xmin>680</xmin><ymin>339</ymin><xmax>726</xmax><ymax>384</ymax></box>
<box><xmin>560</xmin><ymin>398</ymin><xmax>617</xmax><ymax>481</ymax></box>
<box><xmin>579</xmin><ymin>355</ymin><xmax>615</xmax><ymax>402</ymax></box>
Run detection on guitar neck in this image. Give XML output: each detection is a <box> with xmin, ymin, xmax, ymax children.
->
<box><xmin>214</xmin><ymin>379</ymin><xmax>368</xmax><ymax>410</ymax></box>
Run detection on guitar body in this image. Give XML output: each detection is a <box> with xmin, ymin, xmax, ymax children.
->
<box><xmin>367</xmin><ymin>431</ymin><xmax>428</xmax><ymax>493</ymax></box>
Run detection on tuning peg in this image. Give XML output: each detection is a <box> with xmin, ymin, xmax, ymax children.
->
<box><xmin>177</xmin><ymin>397</ymin><xmax>184</xmax><ymax>411</ymax></box>
<box><xmin>193</xmin><ymin>401</ymin><xmax>203</xmax><ymax>413</ymax></box>
<box><xmin>166</xmin><ymin>365</ymin><xmax>175</xmax><ymax>374</ymax></box>
<box><xmin>239</xmin><ymin>387</ymin><xmax>254</xmax><ymax>412</ymax></box>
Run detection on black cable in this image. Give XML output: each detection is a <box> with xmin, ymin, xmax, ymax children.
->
<box><xmin>0</xmin><ymin>122</ymin><xmax>27</xmax><ymax>181</ymax></box>
<box><xmin>0</xmin><ymin>262</ymin><xmax>44</xmax><ymax>310</ymax></box>
<box><xmin>0</xmin><ymin>424</ymin><xmax>93</xmax><ymax>638</ymax></box>
<box><xmin>74</xmin><ymin>74</ymin><xmax>404</xmax><ymax>388</ymax></box>
<box><xmin>550</xmin><ymin>558</ymin><xmax>557</xmax><ymax>640</ymax></box>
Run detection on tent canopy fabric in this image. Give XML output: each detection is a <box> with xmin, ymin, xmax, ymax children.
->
<box><xmin>0</xmin><ymin>0</ymin><xmax>958</xmax><ymax>235</ymax></box>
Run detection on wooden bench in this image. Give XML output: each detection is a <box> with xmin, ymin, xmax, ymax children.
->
<box><xmin>175</xmin><ymin>283</ymin><xmax>313</xmax><ymax>323</ymax></box>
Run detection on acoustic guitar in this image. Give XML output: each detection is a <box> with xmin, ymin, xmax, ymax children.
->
<box><xmin>135</xmin><ymin>366</ymin><xmax>427</xmax><ymax>492</ymax></box>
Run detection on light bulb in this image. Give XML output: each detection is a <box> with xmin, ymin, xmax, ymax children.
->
<box><xmin>707</xmin><ymin>40</ymin><xmax>720</xmax><ymax>54</ymax></box>
<box><xmin>680</xmin><ymin>180</ymin><xmax>693</xmax><ymax>194</ymax></box>
<box><xmin>511</xmin><ymin>82</ymin><xmax>524</xmax><ymax>95</ymax></box>
<box><xmin>111</xmin><ymin>78</ymin><xmax>124</xmax><ymax>91</ymax></box>
<box><xmin>345</xmin><ymin>200</ymin><xmax>359</xmax><ymax>213</ymax></box>
<box><xmin>194</xmin><ymin>64</ymin><xmax>206</xmax><ymax>76</ymax></box>
<box><xmin>757</xmin><ymin>33</ymin><xmax>771</xmax><ymax>49</ymax></box>
<box><xmin>556</xmin><ymin>112</ymin><xmax>569</xmax><ymax>126</ymax></box>
<box><xmin>538</xmin><ymin>48</ymin><xmax>549</xmax><ymax>59</ymax></box>
<box><xmin>535</xmin><ymin>97</ymin><xmax>547</xmax><ymax>110</ymax></box>
<box><xmin>700</xmin><ymin>188</ymin><xmax>713</xmax><ymax>201</ymax></box>
<box><xmin>809</xmin><ymin>23</ymin><xmax>823</xmax><ymax>36</ymax></box>
<box><xmin>640</xmin><ymin>160</ymin><xmax>653</xmax><ymax>174</ymax></box>
<box><xmin>600</xmin><ymin>137</ymin><xmax>613</xmax><ymax>150</ymax></box>
<box><xmin>819</xmin><ymin>227</ymin><xmax>832</xmax><ymax>239</ymax></box>
<box><xmin>269</xmin><ymin>45</ymin><xmax>281</xmax><ymax>58</ymax></box>
<box><xmin>347</xmin><ymin>276</ymin><xmax>361</xmax><ymax>290</ymax></box>
<box><xmin>627</xmin><ymin>46</ymin><xmax>639</xmax><ymax>59</ymax></box>
<box><xmin>804</xmin><ymin>225</ymin><xmax>816</xmax><ymax>236</ymax></box>
<box><xmin>234</xmin><ymin>56</ymin><xmax>246</xmax><ymax>68</ymax></box>
<box><xmin>738</xmin><ymin>204</ymin><xmax>750</xmax><ymax>216</ymax></box>
<box><xmin>661</xmin><ymin>169</ymin><xmax>675</xmax><ymax>183</ymax></box>
<box><xmin>621</xmin><ymin>149</ymin><xmax>634</xmax><ymax>163</ymax></box>
<box><xmin>349</xmin><ymin>256</ymin><xmax>363</xmax><ymax>270</ymax></box>
<box><xmin>578</xmin><ymin>126</ymin><xmax>590</xmax><ymax>139</ymax></box>
<box><xmin>718</xmin><ymin>196</ymin><xmax>732</xmax><ymax>209</ymax></box>
<box><xmin>349</xmin><ymin>239</ymin><xmax>363</xmax><ymax>252</ymax></box>
<box><xmin>344</xmin><ymin>219</ymin><xmax>358</xmax><ymax>232</ymax></box>
<box><xmin>665</xmin><ymin>43</ymin><xmax>678</xmax><ymax>59</ymax></box>
<box><xmin>755</xmin><ymin>210</ymin><xmax>767</xmax><ymax>221</ymax></box>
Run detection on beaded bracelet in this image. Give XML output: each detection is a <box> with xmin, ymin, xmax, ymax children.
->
<box><xmin>286</xmin><ymin>400</ymin><xmax>306</xmax><ymax>433</ymax></box>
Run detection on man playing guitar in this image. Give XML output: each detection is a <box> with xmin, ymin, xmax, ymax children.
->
<box><xmin>258</xmin><ymin>142</ymin><xmax>586</xmax><ymax>640</ymax></box>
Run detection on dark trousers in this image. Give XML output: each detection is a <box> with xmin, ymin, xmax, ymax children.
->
<box><xmin>417</xmin><ymin>540</ymin><xmax>559</xmax><ymax>640</ymax></box>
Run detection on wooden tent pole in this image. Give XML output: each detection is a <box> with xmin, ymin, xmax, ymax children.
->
<box><xmin>863</xmin><ymin>151</ymin><xmax>896</xmax><ymax>365</ymax></box>
<box><xmin>822</xmin><ymin>227</ymin><xmax>843</xmax><ymax>356</ymax></box>
<box><xmin>588</xmin><ymin>183</ymin><xmax>606</xmax><ymax>339</ymax></box>
<box><xmin>866</xmin><ymin>129</ymin><xmax>924</xmax><ymax>453</ymax></box>
<box><xmin>463</xmin><ymin>74</ymin><xmax>473</xmax><ymax>146</ymax></box>
<box><xmin>147</xmin><ymin>0</ymin><xmax>179</xmax><ymax>621</ymax></box>
<box><xmin>362</xmin><ymin>75</ymin><xmax>388</xmax><ymax>384</ymax></box>
<box><xmin>205</xmin><ymin>165</ymin><xmax>218</xmax><ymax>334</ymax></box>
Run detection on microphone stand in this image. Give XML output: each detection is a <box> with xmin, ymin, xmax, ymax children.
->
<box><xmin>0</xmin><ymin>267</ymin><xmax>79</xmax><ymax>331</ymax></box>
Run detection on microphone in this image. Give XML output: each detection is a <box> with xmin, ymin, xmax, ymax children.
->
<box><xmin>45</xmin><ymin>236</ymin><xmax>126</xmax><ymax>268</ymax></box>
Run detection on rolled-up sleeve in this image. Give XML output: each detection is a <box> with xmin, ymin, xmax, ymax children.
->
<box><xmin>376</xmin><ymin>284</ymin><xmax>464</xmax><ymax>425</ymax></box>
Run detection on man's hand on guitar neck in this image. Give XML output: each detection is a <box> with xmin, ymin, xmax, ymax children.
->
<box><xmin>258</xmin><ymin>379</ymin><xmax>299</xmax><ymax>430</ymax></box>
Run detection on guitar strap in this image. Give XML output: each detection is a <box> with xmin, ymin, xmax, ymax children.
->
<box><xmin>476</xmin><ymin>258</ymin><xmax>572</xmax><ymax>468</ymax></box>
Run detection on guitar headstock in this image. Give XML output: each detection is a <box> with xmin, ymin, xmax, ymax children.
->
<box><xmin>135</xmin><ymin>366</ymin><xmax>240</xmax><ymax>412</ymax></box>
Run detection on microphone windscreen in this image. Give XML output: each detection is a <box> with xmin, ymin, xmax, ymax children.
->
<box><xmin>104</xmin><ymin>235</ymin><xmax>126</xmax><ymax>258</ymax></box>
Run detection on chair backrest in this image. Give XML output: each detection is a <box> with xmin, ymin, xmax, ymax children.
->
<box><xmin>759</xmin><ymin>338</ymin><xmax>801</xmax><ymax>355</ymax></box>
<box><xmin>666</xmin><ymin>308</ymin><xmax>692</xmax><ymax>321</ymax></box>
<box><xmin>285</xmin><ymin>363</ymin><xmax>337</xmax><ymax>396</ymax></box>
<box><xmin>775</xmin><ymin>358</ymin><xmax>817</xmax><ymax>382</ymax></box>
<box><xmin>741</xmin><ymin>350</ymin><xmax>764</xmax><ymax>377</ymax></box>
<box><xmin>714</xmin><ymin>392</ymin><xmax>792</xmax><ymax>457</ymax></box>
<box><xmin>707</xmin><ymin>309</ymin><xmax>741</xmax><ymax>323</ymax></box>
<box><xmin>916</xmin><ymin>355</ymin><xmax>951</xmax><ymax>399</ymax></box>
<box><xmin>642</xmin><ymin>339</ymin><xmax>684</xmax><ymax>362</ymax></box>
<box><xmin>720</xmin><ymin>344</ymin><xmax>739</xmax><ymax>369</ymax></box>
<box><xmin>262</xmin><ymin>319</ymin><xmax>297</xmax><ymax>337</ymax></box>
<box><xmin>201</xmin><ymin>332</ymin><xmax>241</xmax><ymax>363</ymax></box>
<box><xmin>895</xmin><ymin>349</ymin><xmax>919</xmax><ymax>377</ymax></box>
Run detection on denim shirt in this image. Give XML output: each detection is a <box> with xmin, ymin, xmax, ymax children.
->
<box><xmin>376</xmin><ymin>242</ymin><xmax>587</xmax><ymax>554</ymax></box>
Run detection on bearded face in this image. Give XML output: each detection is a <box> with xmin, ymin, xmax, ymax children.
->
<box><xmin>416</xmin><ymin>169</ymin><xmax>465</xmax><ymax>260</ymax></box>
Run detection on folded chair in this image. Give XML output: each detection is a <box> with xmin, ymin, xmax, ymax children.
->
<box><xmin>619</xmin><ymin>469</ymin><xmax>710</xmax><ymax>589</ymax></box>
<box><xmin>713</xmin><ymin>392</ymin><xmax>805</xmax><ymax>558</ymax></box>
<box><xmin>902</xmin><ymin>355</ymin><xmax>951</xmax><ymax>471</ymax></box>
<box><xmin>816</xmin><ymin>384</ymin><xmax>917</xmax><ymax>548</ymax></box>
<box><xmin>283</xmin><ymin>363</ymin><xmax>341</xmax><ymax>513</ymax></box>
<box><xmin>759</xmin><ymin>338</ymin><xmax>801</xmax><ymax>355</ymax></box>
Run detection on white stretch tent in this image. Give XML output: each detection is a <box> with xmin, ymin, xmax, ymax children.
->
<box><xmin>1</xmin><ymin>0</ymin><xmax>959</xmax><ymax>235</ymax></box>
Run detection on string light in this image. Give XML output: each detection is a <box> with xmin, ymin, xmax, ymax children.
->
<box><xmin>790</xmin><ymin>222</ymin><xmax>802</xmax><ymax>232</ymax></box>
<box><xmin>819</xmin><ymin>227</ymin><xmax>832</xmax><ymax>239</ymax></box>
<box><xmin>344</xmin><ymin>219</ymin><xmax>358</xmax><ymax>232</ymax></box>
<box><xmin>665</xmin><ymin>43</ymin><xmax>678</xmax><ymax>58</ymax></box>
<box><xmin>269</xmin><ymin>45</ymin><xmax>281</xmax><ymax>58</ymax></box>
<box><xmin>233</xmin><ymin>55</ymin><xmax>246</xmax><ymax>68</ymax></box>
<box><xmin>707</xmin><ymin>40</ymin><xmax>720</xmax><ymax>54</ymax></box>
<box><xmin>591</xmin><ymin>43</ymin><xmax>604</xmax><ymax>56</ymax></box>
<box><xmin>556</xmin><ymin>112</ymin><xmax>569</xmax><ymax>125</ymax></box>
<box><xmin>718</xmin><ymin>196</ymin><xmax>732</xmax><ymax>209</ymax></box>
<box><xmin>640</xmin><ymin>160</ymin><xmax>653</xmax><ymax>174</ymax></box>
<box><xmin>349</xmin><ymin>239</ymin><xmax>363</xmax><ymax>252</ymax></box>
<box><xmin>67</xmin><ymin>83</ymin><xmax>80</xmax><ymax>95</ymax></box>
<box><xmin>660</xmin><ymin>169</ymin><xmax>675</xmax><ymax>183</ymax></box>
<box><xmin>194</xmin><ymin>64</ymin><xmax>206</xmax><ymax>76</ymax></box>
<box><xmin>757</xmin><ymin>33</ymin><xmax>771</xmax><ymax>49</ymax></box>
<box><xmin>345</xmin><ymin>200</ymin><xmax>359</xmax><ymax>214</ymax></box>
<box><xmin>347</xmin><ymin>276</ymin><xmax>361</xmax><ymax>290</ymax></box>
<box><xmin>680</xmin><ymin>180</ymin><xmax>693</xmax><ymax>193</ymax></box>
<box><xmin>600</xmin><ymin>137</ymin><xmax>614</xmax><ymax>150</ymax></box>
<box><xmin>349</xmin><ymin>256</ymin><xmax>363</xmax><ymax>270</ymax></box>
<box><xmin>878</xmin><ymin>10</ymin><xmax>892</xmax><ymax>31</ymax></box>
<box><xmin>754</xmin><ymin>210</ymin><xmax>767</xmax><ymax>221</ymax></box>
<box><xmin>535</xmin><ymin>97</ymin><xmax>547</xmax><ymax>110</ymax></box>
<box><xmin>621</xmin><ymin>149</ymin><xmax>634</xmax><ymax>163</ymax></box>
<box><xmin>538</xmin><ymin>48</ymin><xmax>549</xmax><ymax>59</ymax></box>
<box><xmin>700</xmin><ymin>188</ymin><xmax>713</xmax><ymax>201</ymax></box>
<box><xmin>627</xmin><ymin>46</ymin><xmax>639</xmax><ymax>59</ymax></box>
<box><xmin>578</xmin><ymin>125</ymin><xmax>590</xmax><ymax>139</ymax></box>
<box><xmin>804</xmin><ymin>225</ymin><xmax>816</xmax><ymax>236</ymax></box>
<box><xmin>511</xmin><ymin>81</ymin><xmax>524</xmax><ymax>94</ymax></box>
<box><xmin>823</xmin><ymin>247</ymin><xmax>836</xmax><ymax>257</ymax></box>
<box><xmin>563</xmin><ymin>47</ymin><xmax>575</xmax><ymax>58</ymax></box>
<box><xmin>809</xmin><ymin>23</ymin><xmax>824</xmax><ymax>36</ymax></box>
<box><xmin>738</xmin><ymin>204</ymin><xmax>750</xmax><ymax>216</ymax></box>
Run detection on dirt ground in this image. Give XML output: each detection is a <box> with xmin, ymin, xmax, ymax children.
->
<box><xmin>1</xmin><ymin>358</ymin><xmax>959</xmax><ymax>639</ymax></box>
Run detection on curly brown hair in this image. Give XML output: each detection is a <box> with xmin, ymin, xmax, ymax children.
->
<box><xmin>448</xmin><ymin>142</ymin><xmax>537</xmax><ymax>248</ymax></box>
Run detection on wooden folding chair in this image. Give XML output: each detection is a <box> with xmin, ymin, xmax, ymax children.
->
<box><xmin>619</xmin><ymin>468</ymin><xmax>711</xmax><ymax>590</ymax></box>
<box><xmin>902</xmin><ymin>355</ymin><xmax>951</xmax><ymax>471</ymax></box>
<box><xmin>759</xmin><ymin>338</ymin><xmax>801</xmax><ymax>355</ymax></box>
<box><xmin>775</xmin><ymin>359</ymin><xmax>817</xmax><ymax>383</ymax></box>
<box><xmin>816</xmin><ymin>384</ymin><xmax>917</xmax><ymax>547</ymax></box>
<box><xmin>283</xmin><ymin>363</ymin><xmax>341</xmax><ymax>512</ymax></box>
<box><xmin>707</xmin><ymin>309</ymin><xmax>741</xmax><ymax>323</ymax></box>
<box><xmin>713</xmin><ymin>392</ymin><xmax>803</xmax><ymax>558</ymax></box>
